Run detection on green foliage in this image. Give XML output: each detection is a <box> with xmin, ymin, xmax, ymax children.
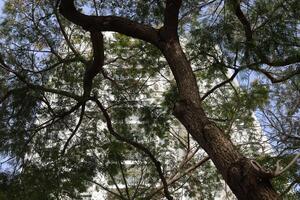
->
<box><xmin>0</xmin><ymin>0</ymin><xmax>299</xmax><ymax>199</ymax></box>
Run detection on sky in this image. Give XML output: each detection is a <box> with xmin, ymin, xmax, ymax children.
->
<box><xmin>0</xmin><ymin>1</ymin><xmax>3</xmax><ymax>17</ymax></box>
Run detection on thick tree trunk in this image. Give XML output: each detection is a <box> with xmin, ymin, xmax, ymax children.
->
<box><xmin>160</xmin><ymin>37</ymin><xmax>280</xmax><ymax>200</ymax></box>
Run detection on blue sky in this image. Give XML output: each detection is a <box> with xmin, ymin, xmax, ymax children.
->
<box><xmin>0</xmin><ymin>1</ymin><xmax>3</xmax><ymax>16</ymax></box>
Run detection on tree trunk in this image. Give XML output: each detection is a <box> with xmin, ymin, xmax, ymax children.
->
<box><xmin>160</xmin><ymin>37</ymin><xmax>280</xmax><ymax>200</ymax></box>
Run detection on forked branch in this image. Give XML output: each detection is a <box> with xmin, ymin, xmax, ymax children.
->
<box><xmin>93</xmin><ymin>98</ymin><xmax>174</xmax><ymax>200</ymax></box>
<box><xmin>250</xmin><ymin>153</ymin><xmax>300</xmax><ymax>179</ymax></box>
<box><xmin>273</xmin><ymin>153</ymin><xmax>300</xmax><ymax>177</ymax></box>
<box><xmin>61</xmin><ymin>104</ymin><xmax>86</xmax><ymax>155</ymax></box>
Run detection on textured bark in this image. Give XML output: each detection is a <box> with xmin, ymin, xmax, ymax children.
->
<box><xmin>172</xmin><ymin>101</ymin><xmax>280</xmax><ymax>200</ymax></box>
<box><xmin>160</xmin><ymin>36</ymin><xmax>280</xmax><ymax>200</ymax></box>
<box><xmin>59</xmin><ymin>0</ymin><xmax>281</xmax><ymax>199</ymax></box>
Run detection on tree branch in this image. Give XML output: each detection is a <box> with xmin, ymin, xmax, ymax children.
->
<box><xmin>163</xmin><ymin>0</ymin><xmax>182</xmax><ymax>34</ymax></box>
<box><xmin>93</xmin><ymin>97</ymin><xmax>174</xmax><ymax>200</ymax></box>
<box><xmin>263</xmin><ymin>55</ymin><xmax>300</xmax><ymax>67</ymax></box>
<box><xmin>117</xmin><ymin>159</ymin><xmax>131</xmax><ymax>199</ymax></box>
<box><xmin>54</xmin><ymin>8</ymin><xmax>88</xmax><ymax>64</ymax></box>
<box><xmin>250</xmin><ymin>153</ymin><xmax>300</xmax><ymax>180</ymax></box>
<box><xmin>86</xmin><ymin>178</ymin><xmax>126</xmax><ymax>200</ymax></box>
<box><xmin>273</xmin><ymin>153</ymin><xmax>300</xmax><ymax>177</ymax></box>
<box><xmin>59</xmin><ymin>0</ymin><xmax>159</xmax><ymax>46</ymax></box>
<box><xmin>230</xmin><ymin>0</ymin><xmax>300</xmax><ymax>68</ymax></box>
<box><xmin>148</xmin><ymin>156</ymin><xmax>210</xmax><ymax>199</ymax></box>
<box><xmin>0</xmin><ymin>58</ymin><xmax>82</xmax><ymax>101</ymax></box>
<box><xmin>83</xmin><ymin>31</ymin><xmax>104</xmax><ymax>96</ymax></box>
<box><xmin>249</xmin><ymin>65</ymin><xmax>300</xmax><ymax>83</ymax></box>
<box><xmin>23</xmin><ymin>57</ymin><xmax>79</xmax><ymax>74</ymax></box>
<box><xmin>230</xmin><ymin>0</ymin><xmax>252</xmax><ymax>42</ymax></box>
<box><xmin>61</xmin><ymin>104</ymin><xmax>85</xmax><ymax>155</ymax></box>
<box><xmin>201</xmin><ymin>69</ymin><xmax>239</xmax><ymax>100</ymax></box>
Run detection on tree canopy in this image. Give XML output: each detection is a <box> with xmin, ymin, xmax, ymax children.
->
<box><xmin>0</xmin><ymin>0</ymin><xmax>299</xmax><ymax>199</ymax></box>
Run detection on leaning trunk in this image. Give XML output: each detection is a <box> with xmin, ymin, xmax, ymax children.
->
<box><xmin>160</xmin><ymin>38</ymin><xmax>280</xmax><ymax>200</ymax></box>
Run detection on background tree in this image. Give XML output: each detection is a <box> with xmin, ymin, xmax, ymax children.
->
<box><xmin>0</xmin><ymin>0</ymin><xmax>299</xmax><ymax>199</ymax></box>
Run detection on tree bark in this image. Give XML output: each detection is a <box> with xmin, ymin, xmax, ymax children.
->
<box><xmin>159</xmin><ymin>35</ymin><xmax>280</xmax><ymax>199</ymax></box>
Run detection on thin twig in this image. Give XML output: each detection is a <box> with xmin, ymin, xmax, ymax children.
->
<box><xmin>61</xmin><ymin>104</ymin><xmax>86</xmax><ymax>155</ymax></box>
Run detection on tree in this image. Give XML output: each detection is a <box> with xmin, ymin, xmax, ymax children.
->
<box><xmin>0</xmin><ymin>0</ymin><xmax>299</xmax><ymax>199</ymax></box>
